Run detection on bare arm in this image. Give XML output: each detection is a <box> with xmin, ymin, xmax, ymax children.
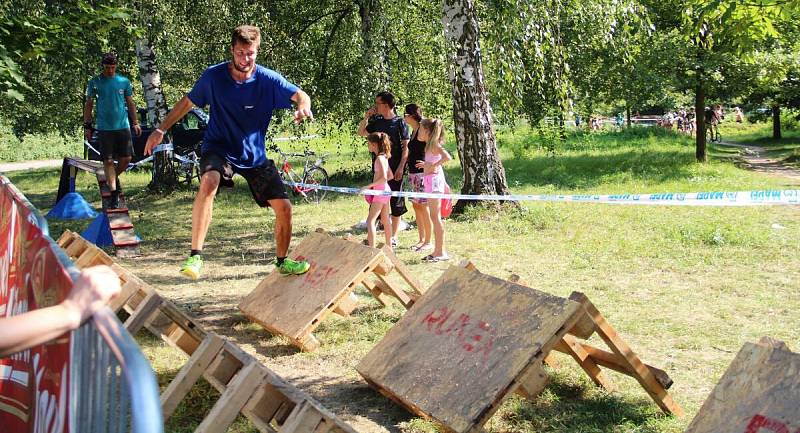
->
<box><xmin>0</xmin><ymin>266</ymin><xmax>120</xmax><ymax>357</ymax></box>
<box><xmin>358</xmin><ymin>106</ymin><xmax>377</xmax><ymax>138</ymax></box>
<box><xmin>435</xmin><ymin>142</ymin><xmax>453</xmax><ymax>165</ymax></box>
<box><xmin>125</xmin><ymin>95</ymin><xmax>142</xmax><ymax>137</ymax></box>
<box><xmin>416</xmin><ymin>142</ymin><xmax>452</xmax><ymax>175</ymax></box>
<box><xmin>144</xmin><ymin>96</ymin><xmax>195</xmax><ymax>155</ymax></box>
<box><xmin>83</xmin><ymin>99</ymin><xmax>94</xmax><ymax>142</ymax></box>
<box><xmin>394</xmin><ymin>139</ymin><xmax>409</xmax><ymax>180</ymax></box>
<box><xmin>291</xmin><ymin>89</ymin><xmax>313</xmax><ymax>123</ymax></box>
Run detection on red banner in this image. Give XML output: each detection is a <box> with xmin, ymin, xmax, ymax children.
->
<box><xmin>0</xmin><ymin>179</ymin><xmax>74</xmax><ymax>433</ymax></box>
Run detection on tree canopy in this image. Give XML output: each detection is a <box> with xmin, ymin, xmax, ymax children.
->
<box><xmin>1</xmin><ymin>0</ymin><xmax>798</xmax><ymax>157</ymax></box>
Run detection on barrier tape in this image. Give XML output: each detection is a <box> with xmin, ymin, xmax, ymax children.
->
<box><xmin>285</xmin><ymin>181</ymin><xmax>800</xmax><ymax>207</ymax></box>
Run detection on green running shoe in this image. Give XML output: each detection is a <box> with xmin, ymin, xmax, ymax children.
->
<box><xmin>278</xmin><ymin>257</ymin><xmax>310</xmax><ymax>275</ymax></box>
<box><xmin>180</xmin><ymin>255</ymin><xmax>203</xmax><ymax>280</ymax></box>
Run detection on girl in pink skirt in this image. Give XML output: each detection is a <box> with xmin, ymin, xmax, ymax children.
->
<box><xmin>362</xmin><ymin>132</ymin><xmax>393</xmax><ymax>248</ymax></box>
<box><xmin>414</xmin><ymin>118</ymin><xmax>453</xmax><ymax>262</ymax></box>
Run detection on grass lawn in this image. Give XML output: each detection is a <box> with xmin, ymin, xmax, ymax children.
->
<box><xmin>7</xmin><ymin>125</ymin><xmax>800</xmax><ymax>433</ymax></box>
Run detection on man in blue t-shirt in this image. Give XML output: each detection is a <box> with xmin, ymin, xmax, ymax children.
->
<box><xmin>144</xmin><ymin>25</ymin><xmax>313</xmax><ymax>280</ymax></box>
<box><xmin>83</xmin><ymin>52</ymin><xmax>142</xmax><ymax>209</ymax></box>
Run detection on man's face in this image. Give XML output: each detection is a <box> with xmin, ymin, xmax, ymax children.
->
<box><xmin>231</xmin><ymin>42</ymin><xmax>258</xmax><ymax>74</ymax></box>
<box><xmin>375</xmin><ymin>97</ymin><xmax>391</xmax><ymax>117</ymax></box>
<box><xmin>102</xmin><ymin>63</ymin><xmax>116</xmax><ymax>77</ymax></box>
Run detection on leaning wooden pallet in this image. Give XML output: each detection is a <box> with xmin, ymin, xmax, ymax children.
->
<box><xmin>485</xmin><ymin>267</ymin><xmax>679</xmax><ymax>415</ymax></box>
<box><xmin>685</xmin><ymin>337</ymin><xmax>800</xmax><ymax>433</ymax></box>
<box><xmin>239</xmin><ymin>229</ymin><xmax>423</xmax><ymax>351</ymax></box>
<box><xmin>57</xmin><ymin>230</ymin><xmax>358</xmax><ymax>433</ymax></box>
<box><xmin>356</xmin><ymin>262</ymin><xmax>682</xmax><ymax>433</ymax></box>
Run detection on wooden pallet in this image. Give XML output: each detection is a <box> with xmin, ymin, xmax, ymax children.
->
<box><xmin>356</xmin><ymin>263</ymin><xmax>682</xmax><ymax>433</ymax></box>
<box><xmin>685</xmin><ymin>337</ymin><xmax>800</xmax><ymax>433</ymax></box>
<box><xmin>238</xmin><ymin>229</ymin><xmax>423</xmax><ymax>351</ymax></box>
<box><xmin>56</xmin><ymin>157</ymin><xmax>139</xmax><ymax>257</ymax></box>
<box><xmin>57</xmin><ymin>230</ymin><xmax>358</xmax><ymax>433</ymax></box>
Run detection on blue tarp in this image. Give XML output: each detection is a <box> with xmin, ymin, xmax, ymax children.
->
<box><xmin>46</xmin><ymin>192</ymin><xmax>98</xmax><ymax>219</ymax></box>
<box><xmin>81</xmin><ymin>213</ymin><xmax>113</xmax><ymax>247</ymax></box>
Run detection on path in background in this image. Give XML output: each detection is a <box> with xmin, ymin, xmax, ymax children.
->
<box><xmin>718</xmin><ymin>141</ymin><xmax>800</xmax><ymax>183</ymax></box>
<box><xmin>0</xmin><ymin>159</ymin><xmax>62</xmax><ymax>172</ymax></box>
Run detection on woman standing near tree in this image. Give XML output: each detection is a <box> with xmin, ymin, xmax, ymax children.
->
<box><xmin>404</xmin><ymin>104</ymin><xmax>433</xmax><ymax>252</ymax></box>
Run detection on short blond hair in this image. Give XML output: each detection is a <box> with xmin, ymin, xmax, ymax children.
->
<box><xmin>231</xmin><ymin>25</ymin><xmax>261</xmax><ymax>47</ymax></box>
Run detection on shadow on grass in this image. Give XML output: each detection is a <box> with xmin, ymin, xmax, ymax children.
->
<box><xmin>496</xmin><ymin>370</ymin><xmax>670</xmax><ymax>433</ymax></box>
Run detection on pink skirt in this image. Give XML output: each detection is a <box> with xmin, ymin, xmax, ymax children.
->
<box><xmin>423</xmin><ymin>172</ymin><xmax>447</xmax><ymax>194</ymax></box>
<box><xmin>365</xmin><ymin>183</ymin><xmax>391</xmax><ymax>204</ymax></box>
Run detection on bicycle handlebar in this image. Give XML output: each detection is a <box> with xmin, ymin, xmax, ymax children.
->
<box><xmin>268</xmin><ymin>144</ymin><xmax>320</xmax><ymax>158</ymax></box>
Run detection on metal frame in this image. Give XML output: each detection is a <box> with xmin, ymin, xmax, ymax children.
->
<box><xmin>1</xmin><ymin>174</ymin><xmax>163</xmax><ymax>433</ymax></box>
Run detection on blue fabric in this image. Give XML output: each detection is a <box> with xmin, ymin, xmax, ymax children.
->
<box><xmin>188</xmin><ymin>63</ymin><xmax>299</xmax><ymax>169</ymax></box>
<box><xmin>46</xmin><ymin>192</ymin><xmax>98</xmax><ymax>220</ymax></box>
<box><xmin>86</xmin><ymin>74</ymin><xmax>133</xmax><ymax>131</ymax></box>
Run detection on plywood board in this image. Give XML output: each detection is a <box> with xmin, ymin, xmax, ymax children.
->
<box><xmin>356</xmin><ymin>265</ymin><xmax>581</xmax><ymax>433</ymax></box>
<box><xmin>239</xmin><ymin>232</ymin><xmax>383</xmax><ymax>342</ymax></box>
<box><xmin>686</xmin><ymin>341</ymin><xmax>800</xmax><ymax>433</ymax></box>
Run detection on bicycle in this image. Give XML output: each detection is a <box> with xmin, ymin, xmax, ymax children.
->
<box><xmin>125</xmin><ymin>141</ymin><xmax>201</xmax><ymax>188</ymax></box>
<box><xmin>267</xmin><ymin>142</ymin><xmax>329</xmax><ymax>204</ymax></box>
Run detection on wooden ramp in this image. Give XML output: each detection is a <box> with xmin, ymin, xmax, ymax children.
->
<box><xmin>356</xmin><ymin>263</ymin><xmax>682</xmax><ymax>433</ymax></box>
<box><xmin>686</xmin><ymin>337</ymin><xmax>800</xmax><ymax>433</ymax></box>
<box><xmin>239</xmin><ymin>229</ymin><xmax>423</xmax><ymax>351</ymax></box>
<box><xmin>56</xmin><ymin>157</ymin><xmax>139</xmax><ymax>257</ymax></box>
<box><xmin>57</xmin><ymin>230</ymin><xmax>358</xmax><ymax>433</ymax></box>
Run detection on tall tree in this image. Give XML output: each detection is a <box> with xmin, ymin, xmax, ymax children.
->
<box><xmin>682</xmin><ymin>0</ymin><xmax>798</xmax><ymax>161</ymax></box>
<box><xmin>442</xmin><ymin>0</ymin><xmax>510</xmax><ymax>211</ymax></box>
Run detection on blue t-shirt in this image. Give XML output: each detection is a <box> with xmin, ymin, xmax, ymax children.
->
<box><xmin>86</xmin><ymin>74</ymin><xmax>133</xmax><ymax>131</ymax></box>
<box><xmin>188</xmin><ymin>63</ymin><xmax>299</xmax><ymax>169</ymax></box>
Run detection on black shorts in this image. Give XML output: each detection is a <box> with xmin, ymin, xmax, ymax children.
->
<box><xmin>387</xmin><ymin>177</ymin><xmax>407</xmax><ymax>217</ymax></box>
<box><xmin>98</xmin><ymin>129</ymin><xmax>134</xmax><ymax>160</ymax></box>
<box><xmin>200</xmin><ymin>152</ymin><xmax>288</xmax><ymax>207</ymax></box>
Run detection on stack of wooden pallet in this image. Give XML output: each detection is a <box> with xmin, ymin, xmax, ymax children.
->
<box><xmin>57</xmin><ymin>230</ymin><xmax>358</xmax><ymax>433</ymax></box>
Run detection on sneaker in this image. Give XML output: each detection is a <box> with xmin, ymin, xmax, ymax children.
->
<box><xmin>396</xmin><ymin>219</ymin><xmax>409</xmax><ymax>231</ymax></box>
<box><xmin>422</xmin><ymin>254</ymin><xmax>450</xmax><ymax>263</ymax></box>
<box><xmin>180</xmin><ymin>255</ymin><xmax>203</xmax><ymax>280</ymax></box>
<box><xmin>278</xmin><ymin>257</ymin><xmax>311</xmax><ymax>275</ymax></box>
<box><xmin>391</xmin><ymin>237</ymin><xmax>399</xmax><ymax>248</ymax></box>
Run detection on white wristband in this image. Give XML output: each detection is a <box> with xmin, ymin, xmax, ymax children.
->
<box><xmin>155</xmin><ymin>128</ymin><xmax>166</xmax><ymax>135</ymax></box>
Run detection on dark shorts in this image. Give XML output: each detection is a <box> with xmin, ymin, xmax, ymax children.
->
<box><xmin>387</xmin><ymin>177</ymin><xmax>407</xmax><ymax>217</ymax></box>
<box><xmin>98</xmin><ymin>129</ymin><xmax>134</xmax><ymax>160</ymax></box>
<box><xmin>200</xmin><ymin>152</ymin><xmax>288</xmax><ymax>207</ymax></box>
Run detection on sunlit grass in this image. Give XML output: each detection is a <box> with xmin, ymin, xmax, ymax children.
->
<box><xmin>7</xmin><ymin>125</ymin><xmax>800</xmax><ymax>433</ymax></box>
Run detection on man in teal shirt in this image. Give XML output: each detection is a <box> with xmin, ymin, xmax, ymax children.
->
<box><xmin>83</xmin><ymin>52</ymin><xmax>142</xmax><ymax>209</ymax></box>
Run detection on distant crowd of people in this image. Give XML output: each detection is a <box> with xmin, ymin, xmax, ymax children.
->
<box><xmin>578</xmin><ymin>104</ymin><xmax>744</xmax><ymax>136</ymax></box>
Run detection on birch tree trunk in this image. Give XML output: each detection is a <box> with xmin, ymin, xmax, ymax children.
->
<box><xmin>135</xmin><ymin>37</ymin><xmax>174</xmax><ymax>191</ymax></box>
<box><xmin>442</xmin><ymin>0</ymin><xmax>511</xmax><ymax>212</ymax></box>
<box><xmin>358</xmin><ymin>0</ymin><xmax>389</xmax><ymax>98</ymax></box>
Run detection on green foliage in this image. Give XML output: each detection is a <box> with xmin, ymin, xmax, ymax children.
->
<box><xmin>0</xmin><ymin>1</ymin><xmax>134</xmax><ymax>104</ymax></box>
<box><xmin>0</xmin><ymin>121</ymin><xmax>82</xmax><ymax>161</ymax></box>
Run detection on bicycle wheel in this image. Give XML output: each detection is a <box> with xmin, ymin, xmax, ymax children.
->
<box><xmin>302</xmin><ymin>167</ymin><xmax>328</xmax><ymax>204</ymax></box>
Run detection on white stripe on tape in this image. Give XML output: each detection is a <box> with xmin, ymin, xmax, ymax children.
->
<box><xmin>285</xmin><ymin>181</ymin><xmax>800</xmax><ymax>206</ymax></box>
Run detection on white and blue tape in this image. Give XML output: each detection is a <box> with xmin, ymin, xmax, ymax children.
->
<box><xmin>286</xmin><ymin>181</ymin><xmax>800</xmax><ymax>207</ymax></box>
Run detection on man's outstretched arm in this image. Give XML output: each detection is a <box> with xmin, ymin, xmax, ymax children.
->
<box><xmin>291</xmin><ymin>89</ymin><xmax>313</xmax><ymax>124</ymax></box>
<box><xmin>144</xmin><ymin>96</ymin><xmax>195</xmax><ymax>155</ymax></box>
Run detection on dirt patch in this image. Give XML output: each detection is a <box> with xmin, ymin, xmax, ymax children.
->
<box><xmin>718</xmin><ymin>142</ymin><xmax>800</xmax><ymax>184</ymax></box>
